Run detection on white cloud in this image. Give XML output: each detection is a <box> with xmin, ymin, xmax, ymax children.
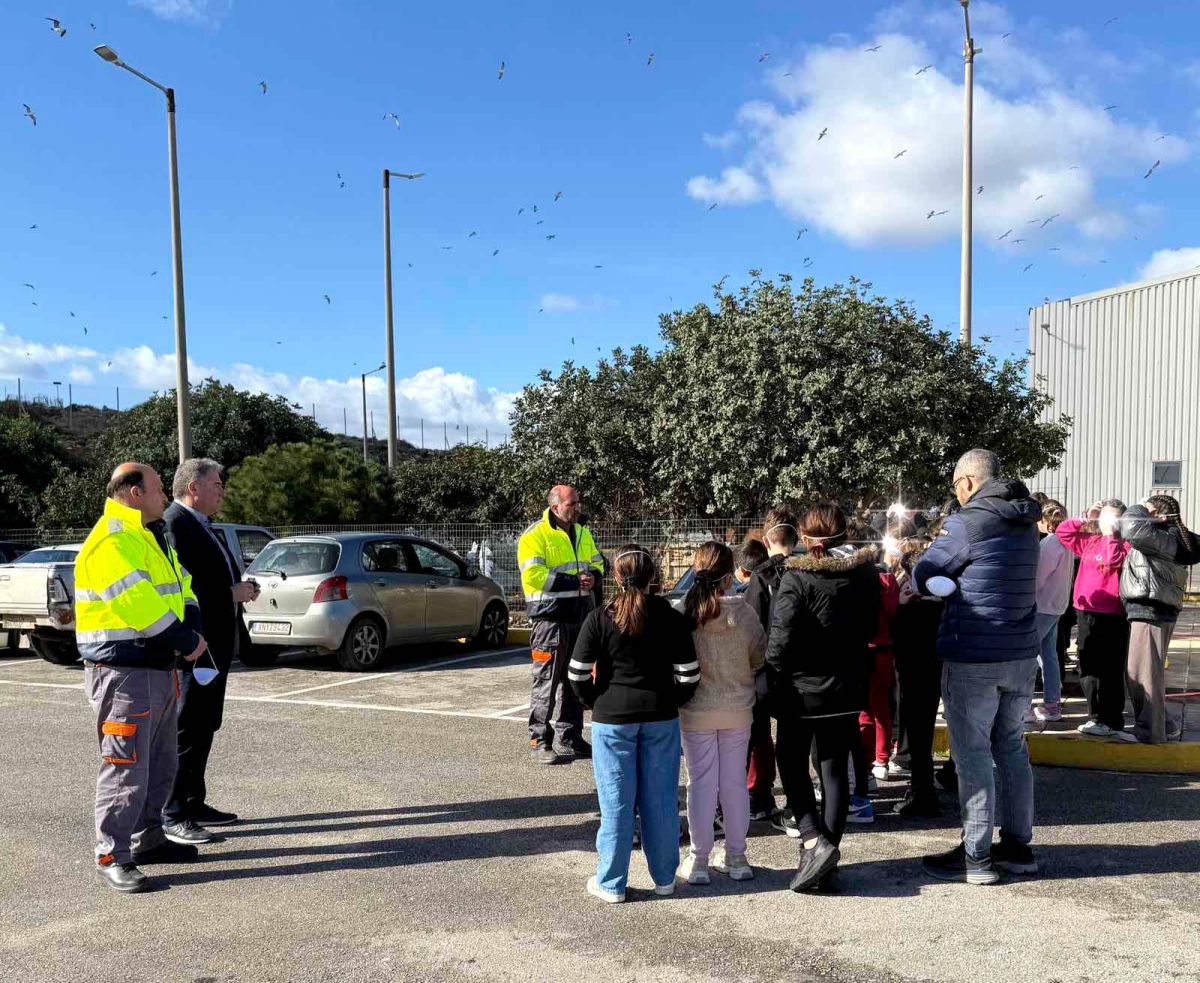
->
<box><xmin>689</xmin><ymin>22</ymin><xmax>1189</xmax><ymax>247</ymax></box>
<box><xmin>702</xmin><ymin>130</ymin><xmax>741</xmax><ymax>150</ymax></box>
<box><xmin>0</xmin><ymin>323</ymin><xmax>514</xmax><ymax>443</ymax></box>
<box><xmin>130</xmin><ymin>0</ymin><xmax>232</xmax><ymax>26</ymax></box>
<box><xmin>539</xmin><ymin>293</ymin><xmax>580</xmax><ymax>313</ymax></box>
<box><xmin>1138</xmin><ymin>247</ymin><xmax>1200</xmax><ymax>281</ymax></box>
<box><xmin>685</xmin><ymin>166</ymin><xmax>763</xmax><ymax>206</ymax></box>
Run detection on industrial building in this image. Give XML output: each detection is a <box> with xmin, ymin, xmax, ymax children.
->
<box><xmin>1027</xmin><ymin>267</ymin><xmax>1199</xmax><ymax>553</ymax></box>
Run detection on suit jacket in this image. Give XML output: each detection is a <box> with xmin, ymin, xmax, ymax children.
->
<box><xmin>164</xmin><ymin>502</ymin><xmax>239</xmax><ymax>670</ymax></box>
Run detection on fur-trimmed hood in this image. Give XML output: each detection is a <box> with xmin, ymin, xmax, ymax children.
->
<box><xmin>785</xmin><ymin>546</ymin><xmax>876</xmax><ymax>574</ymax></box>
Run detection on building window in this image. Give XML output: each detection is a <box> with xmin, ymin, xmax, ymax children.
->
<box><xmin>1151</xmin><ymin>461</ymin><xmax>1183</xmax><ymax>487</ymax></box>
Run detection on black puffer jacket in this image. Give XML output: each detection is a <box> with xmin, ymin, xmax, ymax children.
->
<box><xmin>765</xmin><ymin>546</ymin><xmax>881</xmax><ymax>719</ymax></box>
<box><xmin>1119</xmin><ymin>505</ymin><xmax>1200</xmax><ymax>624</ymax></box>
<box><xmin>743</xmin><ymin>553</ymin><xmax>788</xmax><ymax>632</ymax></box>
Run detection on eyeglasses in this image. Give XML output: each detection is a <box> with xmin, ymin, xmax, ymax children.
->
<box><xmin>952</xmin><ymin>475</ymin><xmax>971</xmax><ymax>490</ymax></box>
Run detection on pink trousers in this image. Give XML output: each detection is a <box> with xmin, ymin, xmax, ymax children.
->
<box><xmin>681</xmin><ymin>725</ymin><xmax>752</xmax><ymax>860</ymax></box>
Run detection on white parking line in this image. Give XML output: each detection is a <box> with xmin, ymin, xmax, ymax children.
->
<box><xmin>0</xmin><ymin>679</ymin><xmax>82</xmax><ymax>690</ymax></box>
<box><xmin>226</xmin><ymin>694</ymin><xmax>527</xmax><ymax>719</ymax></box>
<box><xmin>490</xmin><ymin>702</ymin><xmax>530</xmax><ymax>718</ymax></box>
<box><xmin>402</xmin><ymin>646</ymin><xmax>528</xmax><ymax>672</ymax></box>
<box><xmin>266</xmin><ymin>672</ymin><xmax>392</xmax><ymax>699</ymax></box>
<box><xmin>0</xmin><ymin>658</ymin><xmax>41</xmax><ymax>671</ymax></box>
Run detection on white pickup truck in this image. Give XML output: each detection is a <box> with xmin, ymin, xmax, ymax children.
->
<box><xmin>0</xmin><ymin>523</ymin><xmax>275</xmax><ymax>666</ymax></box>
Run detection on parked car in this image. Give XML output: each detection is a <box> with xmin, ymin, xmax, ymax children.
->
<box><xmin>0</xmin><ymin>545</ymin><xmax>81</xmax><ymax>664</ymax></box>
<box><xmin>241</xmin><ymin>532</ymin><xmax>510</xmax><ymax>671</ymax></box>
<box><xmin>0</xmin><ymin>541</ymin><xmax>29</xmax><ymax>564</ymax></box>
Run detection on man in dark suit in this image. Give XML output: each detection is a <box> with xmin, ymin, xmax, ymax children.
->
<box><xmin>162</xmin><ymin>458</ymin><xmax>260</xmax><ymax>842</ymax></box>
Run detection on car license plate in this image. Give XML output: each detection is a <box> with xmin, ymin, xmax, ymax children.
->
<box><xmin>251</xmin><ymin>621</ymin><xmax>292</xmax><ymax>636</ymax></box>
<box><xmin>1</xmin><ymin>618</ymin><xmax>36</xmax><ymax>631</ymax></box>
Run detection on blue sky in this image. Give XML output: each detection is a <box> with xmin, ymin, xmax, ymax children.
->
<box><xmin>3</xmin><ymin>0</ymin><xmax>1198</xmax><ymax>442</ymax></box>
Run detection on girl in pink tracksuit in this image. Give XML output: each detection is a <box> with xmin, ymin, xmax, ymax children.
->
<box><xmin>1056</xmin><ymin>500</ymin><xmax>1133</xmax><ymax>740</ymax></box>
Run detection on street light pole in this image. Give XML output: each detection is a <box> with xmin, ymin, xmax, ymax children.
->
<box><xmin>360</xmin><ymin>362</ymin><xmax>385</xmax><ymax>463</ymax></box>
<box><xmin>383</xmin><ymin>169</ymin><xmax>425</xmax><ymax>471</ymax></box>
<box><xmin>959</xmin><ymin>2</ymin><xmax>979</xmax><ymax>347</ymax></box>
<box><xmin>94</xmin><ymin>44</ymin><xmax>191</xmax><ymax>460</ymax></box>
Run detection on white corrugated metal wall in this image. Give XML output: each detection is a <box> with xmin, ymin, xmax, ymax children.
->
<box><xmin>1027</xmin><ymin>268</ymin><xmax>1200</xmax><ymax>585</ymax></box>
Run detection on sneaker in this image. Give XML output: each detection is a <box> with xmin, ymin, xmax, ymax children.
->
<box><xmin>1166</xmin><ymin>719</ymin><xmax>1182</xmax><ymax>739</ymax></box>
<box><xmin>895</xmin><ymin>789</ymin><xmax>941</xmax><ymax>818</ymax></box>
<box><xmin>534</xmin><ymin>746</ymin><xmax>569</xmax><ymax>765</ymax></box>
<box><xmin>569</xmin><ymin>739</ymin><xmax>593</xmax><ymax>760</ymax></box>
<box><xmin>847</xmin><ymin>795</ymin><xmax>875</xmax><ymax>824</ymax></box>
<box><xmin>770</xmin><ymin>810</ymin><xmax>802</xmax><ymax>839</ymax></box>
<box><xmin>586</xmin><ymin>876</ymin><xmax>624</xmax><ymax>904</ymax></box>
<box><xmin>681</xmin><ymin>850</ymin><xmax>710</xmax><ymax>885</ymax></box>
<box><xmin>163</xmin><ymin>820</ymin><xmax>217</xmax><ymax>845</ymax></box>
<box><xmin>96</xmin><ymin>859</ymin><xmax>148</xmax><ymax>894</ymax></box>
<box><xmin>871</xmin><ymin>762</ymin><xmax>890</xmax><ymax>782</ymax></box>
<box><xmin>191</xmin><ymin>803</ymin><xmax>238</xmax><ymax>827</ymax></box>
<box><xmin>1034</xmin><ymin>703</ymin><xmax>1062</xmax><ymax>723</ymax></box>
<box><xmin>1077</xmin><ymin>719</ymin><xmax>1115</xmax><ymax>738</ymax></box>
<box><xmin>1023</xmin><ymin>705</ymin><xmax>1039</xmax><ymax>724</ymax></box>
<box><xmin>653</xmin><ymin>881</ymin><xmax>676</xmax><ymax>896</ymax></box>
<box><xmin>749</xmin><ymin>803</ymin><xmax>779</xmax><ymax>822</ymax></box>
<box><xmin>923</xmin><ymin>843</ymin><xmax>999</xmax><ymax>885</ymax></box>
<box><xmin>714</xmin><ymin>849</ymin><xmax>754</xmax><ymax>881</ymax></box>
<box><xmin>887</xmin><ymin>760</ymin><xmax>911</xmax><ymax>779</ymax></box>
<box><xmin>935</xmin><ymin>765</ymin><xmax>958</xmax><ymax>794</ymax></box>
<box><xmin>1110</xmin><ymin>729</ymin><xmax>1138</xmax><ymax>743</ymax></box>
<box><xmin>550</xmin><ymin>743</ymin><xmax>578</xmax><ymax>761</ymax></box>
<box><xmin>790</xmin><ymin>836</ymin><xmax>840</xmax><ymax>892</ymax></box>
<box><xmin>992</xmin><ymin>838</ymin><xmax>1039</xmax><ymax>875</ymax></box>
<box><xmin>814</xmin><ymin>781</ymin><xmax>824</xmax><ymax>803</ymax></box>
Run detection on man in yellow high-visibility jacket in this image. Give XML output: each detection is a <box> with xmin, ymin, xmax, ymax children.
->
<box><xmin>75</xmin><ymin>462</ymin><xmax>208</xmax><ymax>894</ymax></box>
<box><xmin>518</xmin><ymin>484</ymin><xmax>605</xmax><ymax>765</ymax></box>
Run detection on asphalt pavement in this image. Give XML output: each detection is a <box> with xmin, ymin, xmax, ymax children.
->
<box><xmin>1</xmin><ymin>644</ymin><xmax>1198</xmax><ymax>983</ymax></box>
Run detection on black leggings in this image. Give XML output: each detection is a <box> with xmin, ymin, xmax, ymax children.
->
<box><xmin>895</xmin><ymin>652</ymin><xmax>942</xmax><ymax>796</ymax></box>
<box><xmin>1076</xmin><ymin>610</ymin><xmax>1130</xmax><ymax>731</ymax></box>
<box><xmin>776</xmin><ymin>714</ymin><xmax>857</xmax><ymax>846</ymax></box>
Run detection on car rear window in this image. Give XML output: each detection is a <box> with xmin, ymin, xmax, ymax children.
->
<box><xmin>11</xmin><ymin>548</ymin><xmax>79</xmax><ymax>564</ymax></box>
<box><xmin>249</xmin><ymin>541</ymin><xmax>340</xmax><ymax>577</ymax></box>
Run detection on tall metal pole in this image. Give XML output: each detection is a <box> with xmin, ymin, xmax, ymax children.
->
<box><xmin>383</xmin><ymin>170</ymin><xmax>398</xmax><ymax>470</ymax></box>
<box><xmin>361</xmin><ymin>372</ymin><xmax>369</xmax><ymax>462</ymax></box>
<box><xmin>165</xmin><ymin>88</ymin><xmax>191</xmax><ymax>460</ymax></box>
<box><xmin>959</xmin><ymin>2</ymin><xmax>978</xmax><ymax>347</ymax></box>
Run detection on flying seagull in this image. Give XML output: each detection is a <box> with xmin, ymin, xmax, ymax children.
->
<box><xmin>926</xmin><ymin>209</ymin><xmax>947</xmax><ymax>219</ymax></box>
<box><xmin>46</xmin><ymin>17</ymin><xmax>66</xmax><ymax>37</ymax></box>
<box><xmin>796</xmin><ymin>228</ymin><xmax>807</xmax><ymax>239</ymax></box>
<box><xmin>802</xmin><ymin>257</ymin><xmax>814</xmax><ymax>268</ymax></box>
<box><xmin>545</xmin><ymin>234</ymin><xmax>556</xmax><ymax>240</ymax></box>
<box><xmin>647</xmin><ymin>53</ymin><xmax>655</xmax><ymax>66</ymax></box>
<box><xmin>553</xmin><ymin>191</ymin><xmax>562</xmax><ymax>202</ymax></box>
<box><xmin>594</xmin><ymin>264</ymin><xmax>603</xmax><ymax>268</ymax></box>
<box><xmin>977</xmin><ymin>185</ymin><xmax>984</xmax><ymax>195</ymax></box>
<box><xmin>865</xmin><ymin>44</ymin><xmax>883</xmax><ymax>52</ymax></box>
<box><xmin>497</xmin><ymin>61</ymin><xmax>506</xmax><ymax>80</ymax></box>
<box><xmin>1154</xmin><ymin>133</ymin><xmax>1169</xmax><ymax>142</ymax></box>
<box><xmin>1144</xmin><ymin>160</ymin><xmax>1161</xmax><ymax>179</ymax></box>
<box><xmin>1040</xmin><ymin>214</ymin><xmax>1060</xmax><ymax>228</ymax></box>
<box><xmin>323</xmin><ymin>294</ymin><xmax>331</xmax><ymax>304</ymax></box>
<box><xmin>758</xmin><ymin>52</ymin><xmax>770</xmax><ymax>63</ymax></box>
<box><xmin>1023</xmin><ymin>263</ymin><xmax>1034</xmax><ymax>272</ymax></box>
<box><xmin>23</xmin><ymin>104</ymin><xmax>36</xmax><ymax>126</ymax></box>
<box><xmin>1102</xmin><ymin>17</ymin><xmax>1118</xmax><ymax>27</ymax></box>
<box><xmin>1034</xmin><ymin>194</ymin><xmax>1045</xmax><ymax>201</ymax></box>
<box><xmin>818</xmin><ymin>127</ymin><xmax>828</xmax><ymax>140</ymax></box>
<box><xmin>259</xmin><ymin>81</ymin><xmax>268</xmax><ymax>95</ymax></box>
<box><xmin>23</xmin><ymin>282</ymin><xmax>35</xmax><ymax>290</ymax></box>
<box><xmin>492</xmin><ymin>249</ymin><xmax>500</xmax><ymax>256</ymax></box>
<box><xmin>1103</xmin><ymin>104</ymin><xmax>1117</xmax><ymax>112</ymax></box>
<box><xmin>441</xmin><ymin>245</ymin><xmax>453</xmax><ymax>250</ymax></box>
<box><xmin>70</xmin><ymin>311</ymin><xmax>75</xmax><ymax>317</ymax></box>
<box><xmin>1049</xmin><ymin>247</ymin><xmax>1062</xmax><ymax>252</ymax></box>
<box><xmin>625</xmin><ymin>32</ymin><xmax>632</xmax><ymax>45</ymax></box>
<box><xmin>383</xmin><ymin>113</ymin><xmax>401</xmax><ymax>129</ymax></box>
<box><xmin>517</xmin><ymin>207</ymin><xmax>524</xmax><ymax>216</ymax></box>
<box><xmin>29</xmin><ymin>224</ymin><xmax>37</xmax><ymax>230</ymax></box>
<box><xmin>707</xmin><ymin>203</ymin><xmax>718</xmax><ymax>211</ymax></box>
<box><xmin>915</xmin><ymin>64</ymin><xmax>934</xmax><ymax>75</ymax></box>
<box><xmin>536</xmin><ymin>219</ymin><xmax>544</xmax><ymax>225</ymax></box>
<box><xmin>1001</xmin><ymin>32</ymin><xmax>1012</xmax><ymax>39</ymax></box>
<box><xmin>468</xmin><ymin>231</ymin><xmax>478</xmax><ymax>237</ymax></box>
<box><xmin>90</xmin><ymin>22</ymin><xmax>95</xmax><ymax>30</ymax></box>
<box><xmin>532</xmin><ymin>204</ymin><xmax>538</xmax><ymax>213</ymax></box>
<box><xmin>894</xmin><ymin>149</ymin><xmax>907</xmax><ymax>159</ymax></box>
<box><xmin>998</xmin><ymin>229</ymin><xmax>1012</xmax><ymax>240</ymax></box>
<box><xmin>1012</xmin><ymin>238</ymin><xmax>1026</xmax><ymax>244</ymax></box>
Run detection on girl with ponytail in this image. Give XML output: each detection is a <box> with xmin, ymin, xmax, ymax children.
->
<box><xmin>568</xmin><ymin>544</ymin><xmax>699</xmax><ymax>903</ymax></box>
<box><xmin>677</xmin><ymin>542</ymin><xmax>767</xmax><ymax>885</ymax></box>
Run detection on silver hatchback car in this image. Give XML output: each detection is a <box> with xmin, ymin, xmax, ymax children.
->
<box><xmin>241</xmin><ymin>532</ymin><xmax>510</xmax><ymax>670</ymax></box>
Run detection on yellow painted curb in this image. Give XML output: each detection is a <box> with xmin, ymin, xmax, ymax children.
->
<box><xmin>507</xmin><ymin>627</ymin><xmax>531</xmax><ymax>645</ymax></box>
<box><xmin>934</xmin><ymin>725</ymin><xmax>1200</xmax><ymax>774</ymax></box>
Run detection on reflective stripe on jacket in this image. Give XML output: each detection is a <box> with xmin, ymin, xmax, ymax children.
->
<box><xmin>74</xmin><ymin>498</ymin><xmax>201</xmax><ymax>669</ymax></box>
<box><xmin>517</xmin><ymin>508</ymin><xmax>604</xmax><ymax>622</ymax></box>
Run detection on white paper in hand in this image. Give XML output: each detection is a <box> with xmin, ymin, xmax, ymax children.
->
<box><xmin>926</xmin><ymin>576</ymin><xmax>958</xmax><ymax>597</ymax></box>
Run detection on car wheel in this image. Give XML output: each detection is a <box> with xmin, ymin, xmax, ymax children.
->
<box><xmin>475</xmin><ymin>602</ymin><xmax>509</xmax><ymax>648</ymax></box>
<box><xmin>336</xmin><ymin>616</ymin><xmax>386</xmax><ymax>671</ymax></box>
<box><xmin>237</xmin><ymin>643</ymin><xmax>280</xmax><ymax>668</ymax></box>
<box><xmin>29</xmin><ymin>632</ymin><xmax>80</xmax><ymax>666</ymax></box>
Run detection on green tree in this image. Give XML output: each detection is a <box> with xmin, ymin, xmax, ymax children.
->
<box><xmin>0</xmin><ymin>413</ymin><xmax>72</xmax><ymax>527</ymax></box>
<box><xmin>222</xmin><ymin>440</ymin><xmax>387</xmax><ymax>526</ymax></box>
<box><xmin>391</xmin><ymin>445</ymin><xmax>524</xmax><ymax>522</ymax></box>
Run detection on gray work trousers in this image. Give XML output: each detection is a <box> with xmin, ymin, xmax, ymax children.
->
<box><xmin>1126</xmin><ymin>621</ymin><xmax>1179</xmax><ymax>744</ymax></box>
<box><xmin>84</xmin><ymin>664</ymin><xmax>180</xmax><ymax>864</ymax></box>
<box><xmin>528</xmin><ymin>619</ymin><xmax>585</xmax><ymax>751</ymax></box>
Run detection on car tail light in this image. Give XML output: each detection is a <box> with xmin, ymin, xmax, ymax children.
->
<box><xmin>48</xmin><ymin>576</ymin><xmax>74</xmax><ymax>625</ymax></box>
<box><xmin>312</xmin><ymin>576</ymin><xmax>348</xmax><ymax>603</ymax></box>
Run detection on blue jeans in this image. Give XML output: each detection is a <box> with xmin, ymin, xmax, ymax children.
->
<box><xmin>941</xmin><ymin>659</ymin><xmax>1037</xmax><ymax>860</ymax></box>
<box><xmin>1035</xmin><ymin>613</ymin><xmax>1062</xmax><ymax>705</ymax></box>
<box><xmin>592</xmin><ymin>719</ymin><xmax>681</xmax><ymax>894</ymax></box>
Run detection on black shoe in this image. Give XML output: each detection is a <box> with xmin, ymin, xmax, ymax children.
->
<box><xmin>569</xmin><ymin>739</ymin><xmax>592</xmax><ymax>759</ymax></box>
<box><xmin>817</xmin><ymin>868</ymin><xmax>841</xmax><ymax>893</ymax></box>
<box><xmin>992</xmin><ymin>838</ymin><xmax>1038</xmax><ymax>875</ymax></box>
<box><xmin>163</xmin><ymin>819</ymin><xmax>218</xmax><ymax>845</ymax></box>
<box><xmin>895</xmin><ymin>789</ymin><xmax>942</xmax><ymax>818</ymax></box>
<box><xmin>132</xmin><ymin>840</ymin><xmax>200</xmax><ymax>865</ymax></box>
<box><xmin>935</xmin><ymin>766</ymin><xmax>958</xmax><ymax>794</ymax></box>
<box><xmin>770</xmin><ymin>810</ymin><xmax>802</xmax><ymax>839</ymax></box>
<box><xmin>96</xmin><ymin>861</ymin><xmax>147</xmax><ymax>893</ymax></box>
<box><xmin>191</xmin><ymin>804</ymin><xmax>238</xmax><ymax>827</ymax></box>
<box><xmin>534</xmin><ymin>746</ymin><xmax>569</xmax><ymax>765</ymax></box>
<box><xmin>922</xmin><ymin>843</ymin><xmax>999</xmax><ymax>885</ymax></box>
<box><xmin>790</xmin><ymin>836</ymin><xmax>840</xmax><ymax>892</ymax></box>
<box><xmin>749</xmin><ymin>801</ymin><xmax>779</xmax><ymax>822</ymax></box>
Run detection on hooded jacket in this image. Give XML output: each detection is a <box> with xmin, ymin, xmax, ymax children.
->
<box><xmin>742</xmin><ymin>552</ymin><xmax>788</xmax><ymax>633</ymax></box>
<box><xmin>765</xmin><ymin>546</ymin><xmax>880</xmax><ymax>718</ymax></box>
<box><xmin>912</xmin><ymin>478</ymin><xmax>1041</xmax><ymax>663</ymax></box>
<box><xmin>1119</xmin><ymin>505</ymin><xmax>1200</xmax><ymax>624</ymax></box>
<box><xmin>1055</xmin><ymin>516</ymin><xmax>1130</xmax><ymax>616</ymax></box>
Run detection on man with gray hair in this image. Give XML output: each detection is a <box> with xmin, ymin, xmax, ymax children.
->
<box><xmin>162</xmin><ymin>458</ymin><xmax>260</xmax><ymax>837</ymax></box>
<box><xmin>911</xmin><ymin>448</ymin><xmax>1043</xmax><ymax>884</ymax></box>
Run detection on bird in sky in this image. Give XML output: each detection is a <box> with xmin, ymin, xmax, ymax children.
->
<box><xmin>796</xmin><ymin>228</ymin><xmax>807</xmax><ymax>239</ymax></box>
<box><xmin>1049</xmin><ymin>247</ymin><xmax>1062</xmax><ymax>252</ymax></box>
<box><xmin>707</xmin><ymin>202</ymin><xmax>718</xmax><ymax>211</ymax></box>
<box><xmin>803</xmin><ymin>257</ymin><xmax>814</xmax><ymax>268</ymax></box>
<box><xmin>1103</xmin><ymin>104</ymin><xmax>1117</xmax><ymax>112</ymax></box>
<box><xmin>46</xmin><ymin>17</ymin><xmax>66</xmax><ymax>37</ymax></box>
<box><xmin>383</xmin><ymin>113</ymin><xmax>401</xmax><ymax>129</ymax></box>
<box><xmin>106</xmin><ymin>361</ymin><xmax>112</xmax><ymax>369</ymax></box>
<box><xmin>553</xmin><ymin>191</ymin><xmax>563</xmax><ymax>202</ymax></box>
<box><xmin>647</xmin><ymin>53</ymin><xmax>655</xmax><ymax>66</ymax></box>
<box><xmin>977</xmin><ymin>186</ymin><xmax>984</xmax><ymax>195</ymax></box>
<box><xmin>1144</xmin><ymin>160</ymin><xmax>1161</xmax><ymax>179</ymax></box>
<box><xmin>926</xmin><ymin>209</ymin><xmax>947</xmax><ymax>219</ymax></box>
<box><xmin>536</xmin><ymin>219</ymin><xmax>544</xmax><ymax>225</ymax></box>
<box><xmin>1001</xmin><ymin>32</ymin><xmax>1012</xmax><ymax>39</ymax></box>
<box><xmin>150</xmin><ymin>270</ymin><xmax>158</xmax><ymax>276</ymax></box>
<box><xmin>1102</xmin><ymin>16</ymin><xmax>1118</xmax><ymax>27</ymax></box>
<box><xmin>23</xmin><ymin>104</ymin><xmax>36</xmax><ymax>126</ymax></box>
<box><xmin>818</xmin><ymin>127</ymin><xmax>828</xmax><ymax>140</ymax></box>
<box><xmin>625</xmin><ymin>33</ymin><xmax>632</xmax><ymax>45</ymax></box>
<box><xmin>29</xmin><ymin>224</ymin><xmax>37</xmax><ymax>230</ymax></box>
<box><xmin>1040</xmin><ymin>214</ymin><xmax>1060</xmax><ymax>228</ymax></box>
<box><xmin>998</xmin><ymin>230</ymin><xmax>1012</xmax><ymax>240</ymax></box>
<box><xmin>1012</xmin><ymin>238</ymin><xmax>1026</xmax><ymax>244</ymax></box>
<box><xmin>441</xmin><ymin>245</ymin><xmax>453</xmax><ymax>250</ymax></box>
<box><xmin>894</xmin><ymin>149</ymin><xmax>907</xmax><ymax>159</ymax></box>
<box><xmin>594</xmin><ymin>264</ymin><xmax>603</xmax><ymax>269</ymax></box>
<box><xmin>532</xmin><ymin>204</ymin><xmax>538</xmax><ymax>213</ymax></box>
<box><xmin>545</xmin><ymin>234</ymin><xmax>556</xmax><ymax>241</ymax></box>
<box><xmin>538</xmin><ymin>308</ymin><xmax>544</xmax><ymax>313</ymax></box>
<box><xmin>69</xmin><ymin>311</ymin><xmax>74</xmax><ymax>317</ymax></box>
<box><xmin>1023</xmin><ymin>263</ymin><xmax>1034</xmax><ymax>272</ymax></box>
<box><xmin>83</xmin><ymin>326</ymin><xmax>88</xmax><ymax>335</ymax></box>
<box><xmin>259</xmin><ymin>81</ymin><xmax>268</xmax><ymax>95</ymax></box>
<box><xmin>492</xmin><ymin>249</ymin><xmax>500</xmax><ymax>256</ymax></box>
<box><xmin>915</xmin><ymin>64</ymin><xmax>934</xmax><ymax>75</ymax></box>
<box><xmin>1155</xmin><ymin>133</ymin><xmax>1169</xmax><ymax>142</ymax></box>
<box><xmin>758</xmin><ymin>52</ymin><xmax>770</xmax><ymax>63</ymax></box>
<box><xmin>517</xmin><ymin>207</ymin><xmax>524</xmax><ymax>216</ymax></box>
<box><xmin>497</xmin><ymin>61</ymin><xmax>506</xmax><ymax>80</ymax></box>
<box><xmin>338</xmin><ymin>172</ymin><xmax>345</xmax><ymax>188</ymax></box>
<box><xmin>1068</xmin><ymin>164</ymin><xmax>1080</xmax><ymax>171</ymax></box>
<box><xmin>468</xmin><ymin>231</ymin><xmax>478</xmax><ymax>237</ymax></box>
<box><xmin>323</xmin><ymin>294</ymin><xmax>331</xmax><ymax>304</ymax></box>
<box><xmin>571</xmin><ymin>337</ymin><xmax>575</xmax><ymax>345</ymax></box>
<box><xmin>1034</xmin><ymin>194</ymin><xmax>1045</xmax><ymax>201</ymax></box>
<box><xmin>23</xmin><ymin>282</ymin><xmax>35</xmax><ymax>290</ymax></box>
<box><xmin>865</xmin><ymin>44</ymin><xmax>883</xmax><ymax>52</ymax></box>
<box><xmin>90</xmin><ymin>22</ymin><xmax>95</xmax><ymax>30</ymax></box>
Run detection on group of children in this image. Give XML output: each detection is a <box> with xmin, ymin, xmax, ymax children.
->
<box><xmin>566</xmin><ymin>490</ymin><xmax>1197</xmax><ymax>902</ymax></box>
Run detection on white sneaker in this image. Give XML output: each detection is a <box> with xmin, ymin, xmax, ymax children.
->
<box><xmin>1077</xmin><ymin>720</ymin><xmax>1114</xmax><ymax>738</ymax></box>
<box><xmin>1023</xmin><ymin>705</ymin><xmax>1038</xmax><ymax>724</ymax></box>
<box><xmin>871</xmin><ymin>762</ymin><xmax>889</xmax><ymax>782</ymax></box>
<box><xmin>681</xmin><ymin>850</ymin><xmax>710</xmax><ymax>885</ymax></box>
<box><xmin>653</xmin><ymin>881</ymin><xmax>676</xmax><ymax>896</ymax></box>
<box><xmin>586</xmin><ymin>876</ymin><xmax>624</xmax><ymax>904</ymax></box>
<box><xmin>1034</xmin><ymin>703</ymin><xmax>1062</xmax><ymax>723</ymax></box>
<box><xmin>1110</xmin><ymin>729</ymin><xmax>1139</xmax><ymax>743</ymax></box>
<box><xmin>714</xmin><ymin>849</ymin><xmax>754</xmax><ymax>881</ymax></box>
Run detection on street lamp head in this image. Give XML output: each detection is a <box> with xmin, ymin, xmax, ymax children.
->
<box><xmin>376</xmin><ymin>362</ymin><xmax>386</xmax><ymax>371</ymax></box>
<box><xmin>94</xmin><ymin>44</ymin><xmax>121</xmax><ymax>64</ymax></box>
